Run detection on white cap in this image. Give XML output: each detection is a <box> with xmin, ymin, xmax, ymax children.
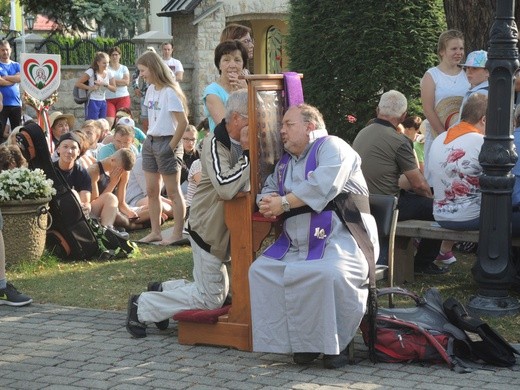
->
<box><xmin>117</xmin><ymin>117</ymin><xmax>135</xmax><ymax>128</ymax></box>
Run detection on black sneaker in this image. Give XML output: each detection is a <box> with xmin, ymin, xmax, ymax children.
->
<box><xmin>323</xmin><ymin>353</ymin><xmax>349</xmax><ymax>369</ymax></box>
<box><xmin>147</xmin><ymin>282</ymin><xmax>169</xmax><ymax>330</ymax></box>
<box><xmin>126</xmin><ymin>295</ymin><xmax>147</xmax><ymax>338</ymax></box>
<box><xmin>0</xmin><ymin>283</ymin><xmax>33</xmax><ymax>307</ymax></box>
<box><xmin>293</xmin><ymin>352</ymin><xmax>320</xmax><ymax>365</ymax></box>
<box><xmin>323</xmin><ymin>347</ymin><xmax>349</xmax><ymax>369</ymax></box>
<box><xmin>415</xmin><ymin>263</ymin><xmax>450</xmax><ymax>275</ymax></box>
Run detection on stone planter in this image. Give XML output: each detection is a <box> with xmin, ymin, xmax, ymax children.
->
<box><xmin>0</xmin><ymin>198</ymin><xmax>51</xmax><ymax>267</ymax></box>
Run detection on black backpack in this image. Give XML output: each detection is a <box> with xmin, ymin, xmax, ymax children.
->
<box><xmin>15</xmin><ymin>121</ymin><xmax>136</xmax><ymax>260</ymax></box>
<box><xmin>443</xmin><ymin>297</ymin><xmax>520</xmax><ymax>367</ymax></box>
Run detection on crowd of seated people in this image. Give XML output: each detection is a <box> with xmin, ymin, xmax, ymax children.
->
<box><xmin>6</xmin><ymin>99</ymin><xmax>202</xmax><ymax>238</ymax></box>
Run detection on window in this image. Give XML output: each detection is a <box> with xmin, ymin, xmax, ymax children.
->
<box><xmin>266</xmin><ymin>26</ymin><xmax>282</xmax><ymax>74</ymax></box>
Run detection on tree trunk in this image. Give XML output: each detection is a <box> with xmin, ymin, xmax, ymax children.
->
<box><xmin>443</xmin><ymin>0</ymin><xmax>500</xmax><ymax>53</ymax></box>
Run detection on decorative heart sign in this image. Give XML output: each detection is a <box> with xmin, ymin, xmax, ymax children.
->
<box><xmin>21</xmin><ymin>54</ymin><xmax>61</xmax><ymax>101</ymax></box>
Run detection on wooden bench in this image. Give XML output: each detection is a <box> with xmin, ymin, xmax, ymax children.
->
<box><xmin>394</xmin><ymin>220</ymin><xmax>520</xmax><ymax>285</ymax></box>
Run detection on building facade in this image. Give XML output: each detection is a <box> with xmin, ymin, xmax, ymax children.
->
<box><xmin>157</xmin><ymin>0</ymin><xmax>290</xmax><ymax>125</ymax></box>
<box><xmin>18</xmin><ymin>0</ymin><xmax>291</xmax><ymax>128</ymax></box>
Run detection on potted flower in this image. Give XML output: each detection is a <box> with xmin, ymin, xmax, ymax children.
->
<box><xmin>0</xmin><ymin>167</ymin><xmax>56</xmax><ymax>266</ymax></box>
<box><xmin>0</xmin><ymin>167</ymin><xmax>55</xmax><ymax>202</ymax></box>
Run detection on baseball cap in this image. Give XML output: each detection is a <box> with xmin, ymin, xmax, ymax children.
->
<box><xmin>56</xmin><ymin>132</ymin><xmax>82</xmax><ymax>148</ymax></box>
<box><xmin>117</xmin><ymin>117</ymin><xmax>135</xmax><ymax>128</ymax></box>
<box><xmin>459</xmin><ymin>50</ymin><xmax>487</xmax><ymax>68</ymax></box>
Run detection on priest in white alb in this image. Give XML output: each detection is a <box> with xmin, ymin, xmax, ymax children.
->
<box><xmin>249</xmin><ymin>103</ymin><xmax>379</xmax><ymax>369</ymax></box>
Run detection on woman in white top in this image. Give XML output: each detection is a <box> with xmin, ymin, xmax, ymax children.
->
<box><xmin>105</xmin><ymin>46</ymin><xmax>131</xmax><ymax>128</ymax></box>
<box><xmin>136</xmin><ymin>51</ymin><xmax>189</xmax><ymax>245</ymax></box>
<box><xmin>420</xmin><ymin>30</ymin><xmax>470</xmax><ymax>266</ymax></box>
<box><xmin>75</xmin><ymin>52</ymin><xmax>116</xmax><ymax>120</ymax></box>
<box><xmin>421</xmin><ymin>30</ymin><xmax>470</xmax><ymax>180</ymax></box>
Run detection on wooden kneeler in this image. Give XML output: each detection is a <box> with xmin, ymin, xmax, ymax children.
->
<box><xmin>174</xmin><ymin>197</ymin><xmax>275</xmax><ymax>351</ymax></box>
<box><xmin>173</xmin><ymin>75</ymin><xmax>289</xmax><ymax>351</ymax></box>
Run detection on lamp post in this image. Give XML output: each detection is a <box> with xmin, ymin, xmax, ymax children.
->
<box><xmin>469</xmin><ymin>0</ymin><xmax>520</xmax><ymax>316</ymax></box>
<box><xmin>25</xmin><ymin>14</ymin><xmax>35</xmax><ymax>33</ymax></box>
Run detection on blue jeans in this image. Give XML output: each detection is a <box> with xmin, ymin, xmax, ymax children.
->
<box><xmin>394</xmin><ymin>191</ymin><xmax>440</xmax><ymax>266</ymax></box>
<box><xmin>439</xmin><ymin>214</ymin><xmax>520</xmax><ymax>236</ymax></box>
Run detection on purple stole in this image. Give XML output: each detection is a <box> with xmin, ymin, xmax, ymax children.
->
<box><xmin>283</xmin><ymin>72</ymin><xmax>304</xmax><ymax>107</ymax></box>
<box><xmin>263</xmin><ymin>136</ymin><xmax>332</xmax><ymax>260</ymax></box>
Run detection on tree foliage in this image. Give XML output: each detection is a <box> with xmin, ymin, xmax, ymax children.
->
<box><xmin>286</xmin><ymin>0</ymin><xmax>445</xmax><ymax>141</ymax></box>
<box><xmin>19</xmin><ymin>0</ymin><xmax>145</xmax><ymax>38</ymax></box>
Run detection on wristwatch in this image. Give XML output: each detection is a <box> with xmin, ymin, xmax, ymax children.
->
<box><xmin>281</xmin><ymin>196</ymin><xmax>290</xmax><ymax>212</ymax></box>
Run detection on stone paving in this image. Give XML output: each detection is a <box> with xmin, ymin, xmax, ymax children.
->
<box><xmin>0</xmin><ymin>303</ymin><xmax>519</xmax><ymax>389</ymax></box>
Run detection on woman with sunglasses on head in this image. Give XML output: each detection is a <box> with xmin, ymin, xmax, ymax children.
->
<box><xmin>220</xmin><ymin>24</ymin><xmax>254</xmax><ymax>62</ymax></box>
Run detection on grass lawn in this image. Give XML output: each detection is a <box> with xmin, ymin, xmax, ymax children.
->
<box><xmin>7</xmin><ymin>222</ymin><xmax>193</xmax><ymax>311</ymax></box>
<box><xmin>6</xmin><ymin>221</ymin><xmax>520</xmax><ymax>342</ymax></box>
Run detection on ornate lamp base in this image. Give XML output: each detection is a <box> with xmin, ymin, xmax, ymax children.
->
<box><xmin>468</xmin><ymin>294</ymin><xmax>520</xmax><ymax>318</ymax></box>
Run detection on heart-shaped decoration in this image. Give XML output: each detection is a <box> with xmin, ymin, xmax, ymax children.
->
<box><xmin>23</xmin><ymin>58</ymin><xmax>59</xmax><ymax>90</ymax></box>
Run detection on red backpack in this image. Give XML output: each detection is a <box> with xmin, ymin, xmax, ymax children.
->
<box><xmin>360</xmin><ymin>287</ymin><xmax>456</xmax><ymax>366</ymax></box>
<box><xmin>360</xmin><ymin>287</ymin><xmax>519</xmax><ymax>370</ymax></box>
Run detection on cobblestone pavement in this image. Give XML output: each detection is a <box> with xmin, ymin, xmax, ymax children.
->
<box><xmin>0</xmin><ymin>303</ymin><xmax>519</xmax><ymax>389</ymax></box>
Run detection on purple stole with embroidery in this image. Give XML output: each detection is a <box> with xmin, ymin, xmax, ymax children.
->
<box><xmin>263</xmin><ymin>136</ymin><xmax>332</xmax><ymax>260</ymax></box>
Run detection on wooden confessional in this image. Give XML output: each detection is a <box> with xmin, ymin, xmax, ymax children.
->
<box><xmin>175</xmin><ymin>75</ymin><xmax>289</xmax><ymax>350</ymax></box>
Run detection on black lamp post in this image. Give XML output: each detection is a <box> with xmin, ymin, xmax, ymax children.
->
<box><xmin>470</xmin><ymin>0</ymin><xmax>520</xmax><ymax>317</ymax></box>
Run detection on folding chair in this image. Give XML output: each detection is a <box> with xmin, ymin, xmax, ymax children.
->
<box><xmin>369</xmin><ymin>194</ymin><xmax>399</xmax><ymax>289</ymax></box>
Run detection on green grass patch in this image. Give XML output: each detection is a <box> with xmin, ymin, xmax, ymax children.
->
<box><xmin>5</xmin><ymin>223</ymin><xmax>520</xmax><ymax>342</ymax></box>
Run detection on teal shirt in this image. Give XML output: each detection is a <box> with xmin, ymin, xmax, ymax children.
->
<box><xmin>202</xmin><ymin>82</ymin><xmax>229</xmax><ymax>132</ymax></box>
<box><xmin>97</xmin><ymin>143</ymin><xmax>139</xmax><ymax>161</ymax></box>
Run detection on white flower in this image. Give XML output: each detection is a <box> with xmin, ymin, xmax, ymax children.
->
<box><xmin>0</xmin><ymin>167</ymin><xmax>56</xmax><ymax>202</ymax></box>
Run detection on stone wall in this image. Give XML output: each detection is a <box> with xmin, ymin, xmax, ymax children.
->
<box><xmin>225</xmin><ymin>0</ymin><xmax>289</xmax><ymax>14</ymax></box>
<box><xmin>44</xmin><ymin>66</ymin><xmax>141</xmax><ymax>130</ymax></box>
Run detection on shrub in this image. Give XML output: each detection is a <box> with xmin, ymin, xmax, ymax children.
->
<box><xmin>286</xmin><ymin>0</ymin><xmax>446</xmax><ymax>141</ymax></box>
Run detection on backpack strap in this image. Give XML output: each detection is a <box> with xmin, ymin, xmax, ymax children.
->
<box><xmin>443</xmin><ymin>297</ymin><xmax>519</xmax><ymax>367</ymax></box>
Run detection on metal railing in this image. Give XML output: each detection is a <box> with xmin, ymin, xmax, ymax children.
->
<box><xmin>31</xmin><ymin>38</ymin><xmax>136</xmax><ymax>66</ymax></box>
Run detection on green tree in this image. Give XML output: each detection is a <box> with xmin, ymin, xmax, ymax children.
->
<box><xmin>19</xmin><ymin>0</ymin><xmax>145</xmax><ymax>38</ymax></box>
<box><xmin>286</xmin><ymin>0</ymin><xmax>446</xmax><ymax>141</ymax></box>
